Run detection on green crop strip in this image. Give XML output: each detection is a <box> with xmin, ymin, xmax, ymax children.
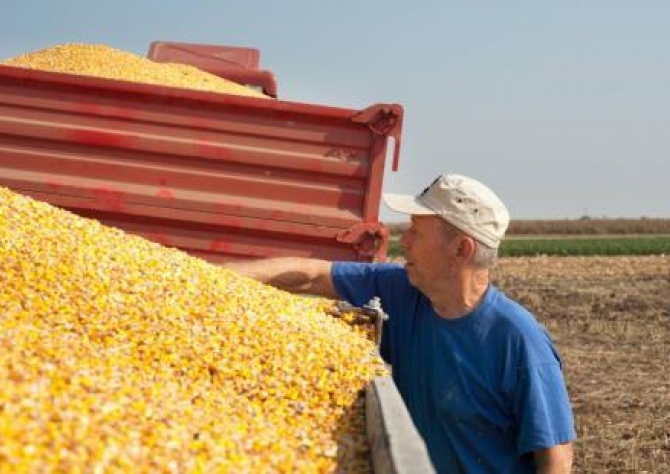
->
<box><xmin>387</xmin><ymin>236</ymin><xmax>670</xmax><ymax>258</ymax></box>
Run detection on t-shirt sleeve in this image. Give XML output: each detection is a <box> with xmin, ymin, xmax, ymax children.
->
<box><xmin>331</xmin><ymin>262</ymin><xmax>404</xmax><ymax>308</ymax></box>
<box><xmin>513</xmin><ymin>363</ymin><xmax>577</xmax><ymax>454</ymax></box>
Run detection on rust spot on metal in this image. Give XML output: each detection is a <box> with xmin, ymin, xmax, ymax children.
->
<box><xmin>156</xmin><ymin>188</ymin><xmax>175</xmax><ymax>200</ymax></box>
<box><xmin>209</xmin><ymin>239</ymin><xmax>230</xmax><ymax>252</ymax></box>
<box><xmin>325</xmin><ymin>148</ymin><xmax>358</xmax><ymax>161</ymax></box>
<box><xmin>92</xmin><ymin>186</ymin><xmax>126</xmax><ymax>212</ymax></box>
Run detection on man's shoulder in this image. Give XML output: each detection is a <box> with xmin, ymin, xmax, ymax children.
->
<box><xmin>486</xmin><ymin>287</ymin><xmax>538</xmax><ymax>330</ymax></box>
<box><xmin>331</xmin><ymin>261</ymin><xmax>416</xmax><ymax>308</ymax></box>
<box><xmin>486</xmin><ymin>288</ymin><xmax>559</xmax><ymax>360</ymax></box>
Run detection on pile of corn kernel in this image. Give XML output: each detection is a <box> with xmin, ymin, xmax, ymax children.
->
<box><xmin>0</xmin><ymin>186</ymin><xmax>387</xmax><ymax>472</ymax></box>
<box><xmin>1</xmin><ymin>43</ymin><xmax>268</xmax><ymax>99</ymax></box>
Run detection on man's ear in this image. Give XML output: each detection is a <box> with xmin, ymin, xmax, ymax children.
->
<box><xmin>456</xmin><ymin>235</ymin><xmax>477</xmax><ymax>261</ymax></box>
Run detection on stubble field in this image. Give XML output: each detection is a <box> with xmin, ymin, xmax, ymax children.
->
<box><xmin>491</xmin><ymin>255</ymin><xmax>670</xmax><ymax>472</ymax></box>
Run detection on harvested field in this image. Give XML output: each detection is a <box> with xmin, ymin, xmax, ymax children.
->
<box><xmin>492</xmin><ymin>256</ymin><xmax>670</xmax><ymax>472</ymax></box>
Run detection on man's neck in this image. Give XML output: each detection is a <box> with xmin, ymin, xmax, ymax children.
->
<box><xmin>428</xmin><ymin>270</ymin><xmax>490</xmax><ymax>320</ymax></box>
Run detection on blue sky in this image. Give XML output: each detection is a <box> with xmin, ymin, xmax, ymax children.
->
<box><xmin>2</xmin><ymin>0</ymin><xmax>669</xmax><ymax>220</ymax></box>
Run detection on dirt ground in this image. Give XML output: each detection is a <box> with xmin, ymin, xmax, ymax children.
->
<box><xmin>491</xmin><ymin>255</ymin><xmax>670</xmax><ymax>472</ymax></box>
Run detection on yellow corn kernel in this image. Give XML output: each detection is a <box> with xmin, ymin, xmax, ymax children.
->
<box><xmin>0</xmin><ymin>186</ymin><xmax>387</xmax><ymax>472</ymax></box>
<box><xmin>2</xmin><ymin>43</ymin><xmax>268</xmax><ymax>99</ymax></box>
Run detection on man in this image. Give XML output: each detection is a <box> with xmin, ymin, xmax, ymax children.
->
<box><xmin>224</xmin><ymin>173</ymin><xmax>576</xmax><ymax>473</ymax></box>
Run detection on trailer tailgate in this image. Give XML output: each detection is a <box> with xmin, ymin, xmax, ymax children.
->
<box><xmin>0</xmin><ymin>64</ymin><xmax>403</xmax><ymax>263</ymax></box>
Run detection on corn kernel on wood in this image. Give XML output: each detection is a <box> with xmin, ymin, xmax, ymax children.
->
<box><xmin>0</xmin><ymin>186</ymin><xmax>388</xmax><ymax>472</ymax></box>
<box><xmin>1</xmin><ymin>43</ymin><xmax>268</xmax><ymax>99</ymax></box>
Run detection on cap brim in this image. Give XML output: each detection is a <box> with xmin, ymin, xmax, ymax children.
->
<box><xmin>383</xmin><ymin>193</ymin><xmax>436</xmax><ymax>215</ymax></box>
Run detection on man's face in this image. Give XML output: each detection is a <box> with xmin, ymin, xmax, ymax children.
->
<box><xmin>400</xmin><ymin>215</ymin><xmax>461</xmax><ymax>290</ymax></box>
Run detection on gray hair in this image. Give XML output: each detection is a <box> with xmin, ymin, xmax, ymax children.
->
<box><xmin>472</xmin><ymin>241</ymin><xmax>499</xmax><ymax>269</ymax></box>
<box><xmin>440</xmin><ymin>218</ymin><xmax>499</xmax><ymax>269</ymax></box>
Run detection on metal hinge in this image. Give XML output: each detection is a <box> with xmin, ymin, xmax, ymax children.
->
<box><xmin>351</xmin><ymin>104</ymin><xmax>404</xmax><ymax>171</ymax></box>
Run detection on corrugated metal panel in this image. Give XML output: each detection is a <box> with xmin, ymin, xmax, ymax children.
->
<box><xmin>0</xmin><ymin>64</ymin><xmax>403</xmax><ymax>263</ymax></box>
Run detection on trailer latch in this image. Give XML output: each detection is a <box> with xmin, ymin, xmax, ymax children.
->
<box><xmin>351</xmin><ymin>104</ymin><xmax>404</xmax><ymax>172</ymax></box>
<box><xmin>336</xmin><ymin>222</ymin><xmax>389</xmax><ymax>261</ymax></box>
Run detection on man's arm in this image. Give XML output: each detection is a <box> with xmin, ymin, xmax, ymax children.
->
<box><xmin>534</xmin><ymin>442</ymin><xmax>573</xmax><ymax>473</ymax></box>
<box><xmin>222</xmin><ymin>257</ymin><xmax>339</xmax><ymax>299</ymax></box>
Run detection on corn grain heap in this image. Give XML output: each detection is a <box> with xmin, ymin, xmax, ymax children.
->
<box><xmin>1</xmin><ymin>43</ymin><xmax>268</xmax><ymax>99</ymax></box>
<box><xmin>0</xmin><ymin>186</ymin><xmax>388</xmax><ymax>472</ymax></box>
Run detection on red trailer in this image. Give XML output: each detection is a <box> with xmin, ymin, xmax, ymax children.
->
<box><xmin>0</xmin><ymin>43</ymin><xmax>403</xmax><ymax>263</ymax></box>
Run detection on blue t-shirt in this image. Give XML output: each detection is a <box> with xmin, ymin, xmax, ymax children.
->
<box><xmin>332</xmin><ymin>262</ymin><xmax>576</xmax><ymax>473</ymax></box>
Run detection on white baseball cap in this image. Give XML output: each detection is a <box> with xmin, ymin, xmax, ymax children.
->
<box><xmin>383</xmin><ymin>173</ymin><xmax>510</xmax><ymax>248</ymax></box>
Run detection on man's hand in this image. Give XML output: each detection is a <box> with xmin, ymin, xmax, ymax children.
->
<box><xmin>534</xmin><ymin>442</ymin><xmax>573</xmax><ymax>473</ymax></box>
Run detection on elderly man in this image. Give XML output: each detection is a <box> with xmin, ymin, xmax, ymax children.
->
<box><xmin>224</xmin><ymin>173</ymin><xmax>576</xmax><ymax>473</ymax></box>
